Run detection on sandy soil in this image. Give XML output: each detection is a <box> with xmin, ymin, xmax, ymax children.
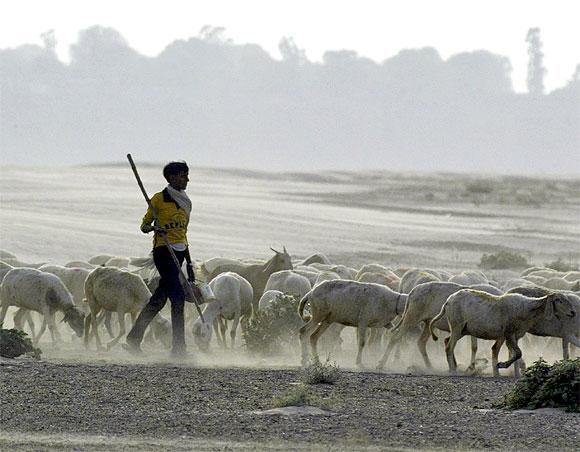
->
<box><xmin>1</xmin><ymin>166</ymin><xmax>579</xmax><ymax>450</ymax></box>
<box><xmin>1</xmin><ymin>353</ymin><xmax>578</xmax><ymax>451</ymax></box>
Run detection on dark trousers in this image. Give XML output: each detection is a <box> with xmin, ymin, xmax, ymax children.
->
<box><xmin>127</xmin><ymin>246</ymin><xmax>186</xmax><ymax>352</ymax></box>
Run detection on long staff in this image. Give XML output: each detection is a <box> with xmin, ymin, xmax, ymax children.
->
<box><xmin>127</xmin><ymin>153</ymin><xmax>205</xmax><ymax>323</ymax></box>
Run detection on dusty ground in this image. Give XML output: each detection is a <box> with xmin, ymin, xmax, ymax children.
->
<box><xmin>1</xmin><ymin>351</ymin><xmax>579</xmax><ymax>451</ymax></box>
<box><xmin>1</xmin><ymin>167</ymin><xmax>579</xmax><ymax>450</ymax></box>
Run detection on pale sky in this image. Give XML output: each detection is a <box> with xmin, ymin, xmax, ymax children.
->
<box><xmin>1</xmin><ymin>0</ymin><xmax>579</xmax><ymax>93</ymax></box>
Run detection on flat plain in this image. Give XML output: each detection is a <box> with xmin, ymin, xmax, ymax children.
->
<box><xmin>0</xmin><ymin>165</ymin><xmax>579</xmax><ymax>450</ymax></box>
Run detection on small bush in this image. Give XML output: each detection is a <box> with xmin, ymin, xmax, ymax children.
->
<box><xmin>478</xmin><ymin>250</ymin><xmax>530</xmax><ymax>269</ymax></box>
<box><xmin>242</xmin><ymin>293</ymin><xmax>303</xmax><ymax>355</ymax></box>
<box><xmin>0</xmin><ymin>326</ymin><xmax>42</xmax><ymax>360</ymax></box>
<box><xmin>494</xmin><ymin>358</ymin><xmax>580</xmax><ymax>412</ymax></box>
<box><xmin>302</xmin><ymin>357</ymin><xmax>341</xmax><ymax>385</ymax></box>
<box><xmin>465</xmin><ymin>179</ymin><xmax>494</xmax><ymax>195</ymax></box>
<box><xmin>272</xmin><ymin>385</ymin><xmax>331</xmax><ymax>409</ymax></box>
<box><xmin>544</xmin><ymin>257</ymin><xmax>578</xmax><ymax>272</ymax></box>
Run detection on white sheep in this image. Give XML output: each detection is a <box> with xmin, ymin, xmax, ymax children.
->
<box><xmin>0</xmin><ymin>250</ymin><xmax>17</xmax><ymax>260</ymax></box>
<box><xmin>507</xmin><ymin>286</ymin><xmax>580</xmax><ymax>360</ymax></box>
<box><xmin>313</xmin><ymin>271</ymin><xmax>341</xmax><ymax>286</ymax></box>
<box><xmin>292</xmin><ymin>267</ymin><xmax>323</xmax><ymax>285</ymax></box>
<box><xmin>83</xmin><ymin>266</ymin><xmax>169</xmax><ymax>350</ymax></box>
<box><xmin>355</xmin><ymin>263</ymin><xmax>392</xmax><ymax>280</ymax></box>
<box><xmin>377</xmin><ymin>281</ymin><xmax>503</xmax><ymax>370</ymax></box>
<box><xmin>64</xmin><ymin>260</ymin><xmax>96</xmax><ymax>269</ymax></box>
<box><xmin>430</xmin><ymin>289</ymin><xmax>577</xmax><ymax>377</ymax></box>
<box><xmin>0</xmin><ymin>268</ymin><xmax>85</xmax><ymax>345</ymax></box>
<box><xmin>541</xmin><ymin>277</ymin><xmax>580</xmax><ymax>291</ymax></box>
<box><xmin>192</xmin><ymin>272</ymin><xmax>253</xmax><ymax>350</ymax></box>
<box><xmin>0</xmin><ymin>260</ymin><xmax>15</xmax><ymax>283</ymax></box>
<box><xmin>356</xmin><ymin>271</ymin><xmax>400</xmax><ymax>291</ymax></box>
<box><xmin>104</xmin><ymin>256</ymin><xmax>131</xmax><ymax>268</ymax></box>
<box><xmin>563</xmin><ymin>271</ymin><xmax>580</xmax><ymax>282</ymax></box>
<box><xmin>398</xmin><ymin>268</ymin><xmax>442</xmax><ymax>294</ymax></box>
<box><xmin>264</xmin><ymin>270</ymin><xmax>311</xmax><ymax>299</ymax></box>
<box><xmin>88</xmin><ymin>254</ymin><xmax>116</xmax><ymax>266</ymax></box>
<box><xmin>527</xmin><ymin>269</ymin><xmax>564</xmax><ymax>279</ymax></box>
<box><xmin>298</xmin><ymin>253</ymin><xmax>331</xmax><ymax>266</ymax></box>
<box><xmin>204</xmin><ymin>247</ymin><xmax>292</xmax><ymax>312</ymax></box>
<box><xmin>449</xmin><ymin>270</ymin><xmax>489</xmax><ymax>286</ymax></box>
<box><xmin>258</xmin><ymin>290</ymin><xmax>284</xmax><ymax>311</ymax></box>
<box><xmin>38</xmin><ymin>264</ymin><xmax>91</xmax><ymax>309</ymax></box>
<box><xmin>2</xmin><ymin>257</ymin><xmax>46</xmax><ymax>268</ymax></box>
<box><xmin>298</xmin><ymin>280</ymin><xmax>407</xmax><ymax>367</ymax></box>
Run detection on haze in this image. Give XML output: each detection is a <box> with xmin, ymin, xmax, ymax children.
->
<box><xmin>0</xmin><ymin>1</ymin><xmax>578</xmax><ymax>173</ymax></box>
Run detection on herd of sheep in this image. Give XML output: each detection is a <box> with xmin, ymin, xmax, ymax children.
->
<box><xmin>0</xmin><ymin>247</ymin><xmax>578</xmax><ymax>377</ymax></box>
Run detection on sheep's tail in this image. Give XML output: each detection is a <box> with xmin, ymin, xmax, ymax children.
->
<box><xmin>298</xmin><ymin>291</ymin><xmax>312</xmax><ymax>322</ymax></box>
<box><xmin>429</xmin><ymin>302</ymin><xmax>448</xmax><ymax>341</ymax></box>
<box><xmin>391</xmin><ymin>293</ymin><xmax>410</xmax><ymax>332</ymax></box>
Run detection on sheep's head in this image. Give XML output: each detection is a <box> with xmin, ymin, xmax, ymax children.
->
<box><xmin>192</xmin><ymin>320</ymin><xmax>212</xmax><ymax>351</ymax></box>
<box><xmin>264</xmin><ymin>246</ymin><xmax>293</xmax><ymax>274</ymax></box>
<box><xmin>546</xmin><ymin>293</ymin><xmax>577</xmax><ymax>320</ymax></box>
<box><xmin>62</xmin><ymin>306</ymin><xmax>85</xmax><ymax>337</ymax></box>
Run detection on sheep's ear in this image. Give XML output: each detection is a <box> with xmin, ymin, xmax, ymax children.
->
<box><xmin>270</xmin><ymin>247</ymin><xmax>280</xmax><ymax>255</ymax></box>
<box><xmin>544</xmin><ymin>294</ymin><xmax>557</xmax><ymax>319</ymax></box>
<box><xmin>283</xmin><ymin>245</ymin><xmax>287</xmax><ymax>254</ymax></box>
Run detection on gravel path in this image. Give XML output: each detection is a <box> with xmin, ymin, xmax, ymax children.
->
<box><xmin>1</xmin><ymin>358</ymin><xmax>578</xmax><ymax>451</ymax></box>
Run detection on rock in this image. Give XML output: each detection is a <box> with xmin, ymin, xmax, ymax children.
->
<box><xmin>251</xmin><ymin>406</ymin><xmax>334</xmax><ymax>416</ymax></box>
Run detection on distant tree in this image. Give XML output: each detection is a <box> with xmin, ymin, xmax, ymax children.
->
<box><xmin>278</xmin><ymin>37</ymin><xmax>307</xmax><ymax>65</ymax></box>
<box><xmin>526</xmin><ymin>27</ymin><xmax>546</xmax><ymax>95</ymax></box>
<box><xmin>40</xmin><ymin>29</ymin><xmax>57</xmax><ymax>54</ymax></box>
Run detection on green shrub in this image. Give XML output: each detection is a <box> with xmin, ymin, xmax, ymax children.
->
<box><xmin>478</xmin><ymin>250</ymin><xmax>530</xmax><ymax>269</ymax></box>
<box><xmin>0</xmin><ymin>326</ymin><xmax>42</xmax><ymax>360</ymax></box>
<box><xmin>495</xmin><ymin>358</ymin><xmax>580</xmax><ymax>412</ymax></box>
<box><xmin>242</xmin><ymin>293</ymin><xmax>303</xmax><ymax>355</ymax></box>
<box><xmin>302</xmin><ymin>357</ymin><xmax>341</xmax><ymax>385</ymax></box>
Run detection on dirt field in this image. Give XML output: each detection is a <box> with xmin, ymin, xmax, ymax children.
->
<box><xmin>1</xmin><ymin>166</ymin><xmax>579</xmax><ymax>450</ymax></box>
<box><xmin>1</xmin><ymin>353</ymin><xmax>578</xmax><ymax>451</ymax></box>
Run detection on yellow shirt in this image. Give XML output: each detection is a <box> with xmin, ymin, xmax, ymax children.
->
<box><xmin>141</xmin><ymin>189</ymin><xmax>189</xmax><ymax>248</ymax></box>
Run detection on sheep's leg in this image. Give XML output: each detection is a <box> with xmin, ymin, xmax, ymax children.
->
<box><xmin>13</xmin><ymin>308</ymin><xmax>27</xmax><ymax>330</ymax></box>
<box><xmin>466</xmin><ymin>336</ymin><xmax>478</xmax><ymax>371</ymax></box>
<box><xmin>310</xmin><ymin>318</ymin><xmax>332</xmax><ymax>363</ymax></box>
<box><xmin>367</xmin><ymin>328</ymin><xmax>381</xmax><ymax>352</ymax></box>
<box><xmin>103</xmin><ymin>311</ymin><xmax>115</xmax><ymax>338</ymax></box>
<box><xmin>562</xmin><ymin>339</ymin><xmax>569</xmax><ymax>360</ymax></box>
<box><xmin>34</xmin><ymin>317</ymin><xmax>48</xmax><ymax>345</ymax></box>
<box><xmin>498</xmin><ymin>334</ymin><xmax>522</xmax><ymax>377</ymax></box>
<box><xmin>491</xmin><ymin>339</ymin><xmax>504</xmax><ymax>377</ymax></box>
<box><xmin>46</xmin><ymin>312</ymin><xmax>59</xmax><ymax>348</ymax></box>
<box><xmin>91</xmin><ymin>309</ymin><xmax>105</xmax><ymax>351</ymax></box>
<box><xmin>106</xmin><ymin>310</ymin><xmax>127</xmax><ymax>350</ymax></box>
<box><xmin>213</xmin><ymin>318</ymin><xmax>225</xmax><ymax>348</ymax></box>
<box><xmin>417</xmin><ymin>321</ymin><xmax>433</xmax><ymax>369</ymax></box>
<box><xmin>377</xmin><ymin>330</ymin><xmax>401</xmax><ymax>370</ymax></box>
<box><xmin>83</xmin><ymin>313</ymin><xmax>93</xmax><ymax>348</ymax></box>
<box><xmin>299</xmin><ymin>320</ymin><xmax>317</xmax><ymax>365</ymax></box>
<box><xmin>230</xmin><ymin>311</ymin><xmax>241</xmax><ymax>348</ymax></box>
<box><xmin>0</xmin><ymin>304</ymin><xmax>9</xmax><ymax>328</ymax></box>
<box><xmin>356</xmin><ymin>323</ymin><xmax>368</xmax><ymax>368</ymax></box>
<box><xmin>24</xmin><ymin>311</ymin><xmax>36</xmax><ymax>337</ymax></box>
<box><xmin>444</xmin><ymin>328</ymin><xmax>463</xmax><ymax>375</ymax></box>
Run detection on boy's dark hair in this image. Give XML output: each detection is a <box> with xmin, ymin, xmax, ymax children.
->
<box><xmin>163</xmin><ymin>161</ymin><xmax>189</xmax><ymax>182</ymax></box>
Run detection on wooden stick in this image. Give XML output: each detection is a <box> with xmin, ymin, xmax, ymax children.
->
<box><xmin>127</xmin><ymin>154</ymin><xmax>205</xmax><ymax>323</ymax></box>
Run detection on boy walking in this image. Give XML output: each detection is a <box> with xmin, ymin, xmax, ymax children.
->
<box><xmin>125</xmin><ymin>161</ymin><xmax>192</xmax><ymax>358</ymax></box>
